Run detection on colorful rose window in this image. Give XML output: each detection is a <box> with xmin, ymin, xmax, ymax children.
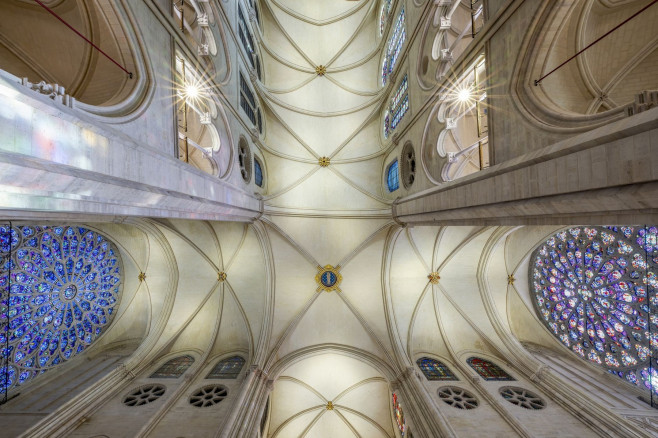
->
<box><xmin>1</xmin><ymin>225</ymin><xmax>123</xmax><ymax>394</ymax></box>
<box><xmin>530</xmin><ymin>226</ymin><xmax>657</xmax><ymax>395</ymax></box>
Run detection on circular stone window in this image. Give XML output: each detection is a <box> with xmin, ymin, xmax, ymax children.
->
<box><xmin>400</xmin><ymin>143</ymin><xmax>416</xmax><ymax>189</ymax></box>
<box><xmin>499</xmin><ymin>387</ymin><xmax>545</xmax><ymax>410</ymax></box>
<box><xmin>123</xmin><ymin>385</ymin><xmax>166</xmax><ymax>406</ymax></box>
<box><xmin>0</xmin><ymin>225</ymin><xmax>123</xmax><ymax>393</ymax></box>
<box><xmin>530</xmin><ymin>226</ymin><xmax>658</xmax><ymax>393</ymax></box>
<box><xmin>189</xmin><ymin>385</ymin><xmax>228</xmax><ymax>407</ymax></box>
<box><xmin>438</xmin><ymin>387</ymin><xmax>479</xmax><ymax>410</ymax></box>
<box><xmin>238</xmin><ymin>138</ymin><xmax>252</xmax><ymax>183</ymax></box>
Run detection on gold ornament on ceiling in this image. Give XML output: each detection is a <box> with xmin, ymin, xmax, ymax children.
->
<box><xmin>326</xmin><ymin>401</ymin><xmax>334</xmax><ymax>410</ymax></box>
<box><xmin>428</xmin><ymin>272</ymin><xmax>440</xmax><ymax>284</ymax></box>
<box><xmin>319</xmin><ymin>157</ymin><xmax>330</xmax><ymax>167</ymax></box>
<box><xmin>217</xmin><ymin>272</ymin><xmax>227</xmax><ymax>282</ymax></box>
<box><xmin>316</xmin><ymin>265</ymin><xmax>342</xmax><ymax>292</ymax></box>
<box><xmin>507</xmin><ymin>274</ymin><xmax>515</xmax><ymax>285</ymax></box>
<box><xmin>315</xmin><ymin>65</ymin><xmax>327</xmax><ymax>76</ymax></box>
<box><xmin>138</xmin><ymin>272</ymin><xmax>147</xmax><ymax>282</ymax></box>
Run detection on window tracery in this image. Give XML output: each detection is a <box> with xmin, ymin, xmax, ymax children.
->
<box><xmin>384</xmin><ymin>75</ymin><xmax>409</xmax><ymax>139</ymax></box>
<box><xmin>150</xmin><ymin>355</ymin><xmax>195</xmax><ymax>378</ymax></box>
<box><xmin>438</xmin><ymin>387</ymin><xmax>478</xmax><ymax>409</ymax></box>
<box><xmin>0</xmin><ymin>225</ymin><xmax>122</xmax><ymax>394</ymax></box>
<box><xmin>531</xmin><ymin>226</ymin><xmax>658</xmax><ymax>396</ymax></box>
<box><xmin>467</xmin><ymin>357</ymin><xmax>514</xmax><ymax>381</ymax></box>
<box><xmin>239</xmin><ymin>72</ymin><xmax>260</xmax><ymax>129</ymax></box>
<box><xmin>238</xmin><ymin>138</ymin><xmax>253</xmax><ymax>183</ymax></box>
<box><xmin>382</xmin><ymin>7</ymin><xmax>405</xmax><ymax>86</ymax></box>
<box><xmin>417</xmin><ymin>357</ymin><xmax>457</xmax><ymax>381</ymax></box>
<box><xmin>400</xmin><ymin>143</ymin><xmax>416</xmax><ymax>189</ymax></box>
<box><xmin>206</xmin><ymin>355</ymin><xmax>245</xmax><ymax>379</ymax></box>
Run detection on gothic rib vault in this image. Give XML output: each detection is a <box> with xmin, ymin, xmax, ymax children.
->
<box><xmin>0</xmin><ymin>0</ymin><xmax>657</xmax><ymax>437</ymax></box>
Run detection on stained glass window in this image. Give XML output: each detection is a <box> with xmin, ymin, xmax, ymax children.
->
<box><xmin>240</xmin><ymin>72</ymin><xmax>257</xmax><ymax>126</ymax></box>
<box><xmin>206</xmin><ymin>356</ymin><xmax>245</xmax><ymax>379</ymax></box>
<box><xmin>531</xmin><ymin>226</ymin><xmax>658</xmax><ymax>397</ymax></box>
<box><xmin>382</xmin><ymin>7</ymin><xmax>406</xmax><ymax>85</ymax></box>
<box><xmin>254</xmin><ymin>157</ymin><xmax>263</xmax><ymax>187</ymax></box>
<box><xmin>0</xmin><ymin>225</ymin><xmax>122</xmax><ymax>394</ymax></box>
<box><xmin>387</xmin><ymin>160</ymin><xmax>399</xmax><ymax>192</ymax></box>
<box><xmin>238</xmin><ymin>7</ymin><xmax>256</xmax><ymax>69</ymax></box>
<box><xmin>417</xmin><ymin>357</ymin><xmax>458</xmax><ymax>381</ymax></box>
<box><xmin>467</xmin><ymin>357</ymin><xmax>515</xmax><ymax>381</ymax></box>
<box><xmin>384</xmin><ymin>75</ymin><xmax>409</xmax><ymax>138</ymax></box>
<box><xmin>150</xmin><ymin>355</ymin><xmax>194</xmax><ymax>378</ymax></box>
<box><xmin>392</xmin><ymin>392</ymin><xmax>406</xmax><ymax>436</ymax></box>
<box><xmin>379</xmin><ymin>0</ymin><xmax>392</xmax><ymax>35</ymax></box>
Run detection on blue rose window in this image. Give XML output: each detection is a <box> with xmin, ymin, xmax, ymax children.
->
<box><xmin>0</xmin><ymin>226</ymin><xmax>123</xmax><ymax>393</ymax></box>
<box><xmin>530</xmin><ymin>226</ymin><xmax>657</xmax><ymax>396</ymax></box>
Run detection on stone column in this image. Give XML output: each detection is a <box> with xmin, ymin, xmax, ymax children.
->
<box><xmin>393</xmin><ymin>366</ymin><xmax>457</xmax><ymax>438</ymax></box>
<box><xmin>217</xmin><ymin>366</ymin><xmax>273</xmax><ymax>438</ymax></box>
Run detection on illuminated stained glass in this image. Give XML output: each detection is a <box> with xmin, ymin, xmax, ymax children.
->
<box><xmin>387</xmin><ymin>160</ymin><xmax>399</xmax><ymax>192</ymax></box>
<box><xmin>417</xmin><ymin>357</ymin><xmax>458</xmax><ymax>381</ymax></box>
<box><xmin>382</xmin><ymin>7</ymin><xmax>406</xmax><ymax>85</ymax></box>
<box><xmin>150</xmin><ymin>355</ymin><xmax>195</xmax><ymax>378</ymax></box>
<box><xmin>392</xmin><ymin>392</ymin><xmax>406</xmax><ymax>436</ymax></box>
<box><xmin>379</xmin><ymin>0</ymin><xmax>392</xmax><ymax>35</ymax></box>
<box><xmin>531</xmin><ymin>226</ymin><xmax>658</xmax><ymax>396</ymax></box>
<box><xmin>0</xmin><ymin>225</ymin><xmax>122</xmax><ymax>393</ymax></box>
<box><xmin>206</xmin><ymin>356</ymin><xmax>245</xmax><ymax>379</ymax></box>
<box><xmin>467</xmin><ymin>357</ymin><xmax>514</xmax><ymax>381</ymax></box>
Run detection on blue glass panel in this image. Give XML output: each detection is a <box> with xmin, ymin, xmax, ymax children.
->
<box><xmin>387</xmin><ymin>160</ymin><xmax>399</xmax><ymax>192</ymax></box>
<box><xmin>0</xmin><ymin>225</ymin><xmax>122</xmax><ymax>393</ymax></box>
<box><xmin>206</xmin><ymin>356</ymin><xmax>246</xmax><ymax>379</ymax></box>
<box><xmin>255</xmin><ymin>159</ymin><xmax>263</xmax><ymax>187</ymax></box>
<box><xmin>417</xmin><ymin>357</ymin><xmax>458</xmax><ymax>381</ymax></box>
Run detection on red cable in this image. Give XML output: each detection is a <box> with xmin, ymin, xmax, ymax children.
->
<box><xmin>535</xmin><ymin>0</ymin><xmax>657</xmax><ymax>85</ymax></box>
<box><xmin>33</xmin><ymin>0</ymin><xmax>133</xmax><ymax>78</ymax></box>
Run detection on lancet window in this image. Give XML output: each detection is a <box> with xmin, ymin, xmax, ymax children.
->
<box><xmin>382</xmin><ymin>7</ymin><xmax>406</xmax><ymax>85</ymax></box>
<box><xmin>467</xmin><ymin>357</ymin><xmax>515</xmax><ymax>381</ymax></box>
<box><xmin>417</xmin><ymin>357</ymin><xmax>458</xmax><ymax>381</ymax></box>
<box><xmin>206</xmin><ymin>356</ymin><xmax>246</xmax><ymax>379</ymax></box>
<box><xmin>387</xmin><ymin>160</ymin><xmax>400</xmax><ymax>192</ymax></box>
<box><xmin>150</xmin><ymin>355</ymin><xmax>195</xmax><ymax>378</ymax></box>
<box><xmin>384</xmin><ymin>75</ymin><xmax>409</xmax><ymax>138</ymax></box>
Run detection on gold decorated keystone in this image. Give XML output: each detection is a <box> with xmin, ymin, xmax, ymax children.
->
<box><xmin>315</xmin><ymin>65</ymin><xmax>327</xmax><ymax>76</ymax></box>
<box><xmin>319</xmin><ymin>157</ymin><xmax>330</xmax><ymax>167</ymax></box>
<box><xmin>428</xmin><ymin>272</ymin><xmax>440</xmax><ymax>284</ymax></box>
<box><xmin>218</xmin><ymin>272</ymin><xmax>227</xmax><ymax>282</ymax></box>
<box><xmin>138</xmin><ymin>272</ymin><xmax>146</xmax><ymax>282</ymax></box>
<box><xmin>326</xmin><ymin>401</ymin><xmax>334</xmax><ymax>410</ymax></box>
<box><xmin>507</xmin><ymin>274</ymin><xmax>515</xmax><ymax>285</ymax></box>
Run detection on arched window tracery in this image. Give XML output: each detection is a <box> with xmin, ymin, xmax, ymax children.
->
<box><xmin>0</xmin><ymin>225</ymin><xmax>122</xmax><ymax>394</ymax></box>
<box><xmin>150</xmin><ymin>355</ymin><xmax>195</xmax><ymax>378</ymax></box>
<box><xmin>382</xmin><ymin>7</ymin><xmax>406</xmax><ymax>86</ymax></box>
<box><xmin>384</xmin><ymin>75</ymin><xmax>409</xmax><ymax>139</ymax></box>
<box><xmin>206</xmin><ymin>355</ymin><xmax>245</xmax><ymax>379</ymax></box>
<box><xmin>531</xmin><ymin>226</ymin><xmax>658</xmax><ymax>397</ymax></box>
<box><xmin>175</xmin><ymin>51</ymin><xmax>220</xmax><ymax>175</ymax></box>
<box><xmin>254</xmin><ymin>156</ymin><xmax>264</xmax><ymax>188</ymax></box>
<box><xmin>417</xmin><ymin>357</ymin><xmax>458</xmax><ymax>381</ymax></box>
<box><xmin>467</xmin><ymin>357</ymin><xmax>514</xmax><ymax>381</ymax></box>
